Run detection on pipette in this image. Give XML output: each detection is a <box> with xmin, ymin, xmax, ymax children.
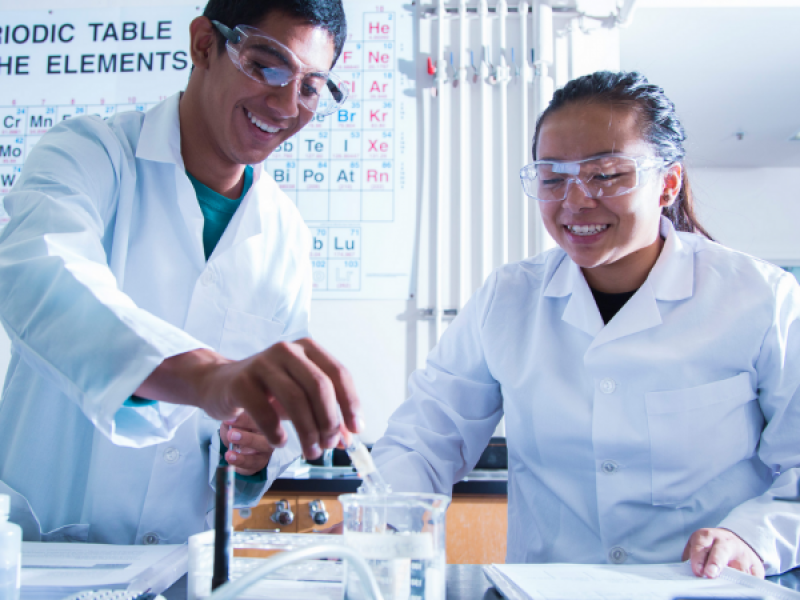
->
<box><xmin>344</xmin><ymin>435</ymin><xmax>391</xmax><ymax>495</ymax></box>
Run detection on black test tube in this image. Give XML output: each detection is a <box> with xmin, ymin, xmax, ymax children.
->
<box><xmin>212</xmin><ymin>465</ymin><xmax>234</xmax><ymax>591</ymax></box>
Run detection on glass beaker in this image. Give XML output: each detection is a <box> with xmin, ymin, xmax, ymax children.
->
<box><xmin>339</xmin><ymin>492</ymin><xmax>450</xmax><ymax>600</ymax></box>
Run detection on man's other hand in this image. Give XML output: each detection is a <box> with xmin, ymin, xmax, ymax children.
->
<box><xmin>220</xmin><ymin>412</ymin><xmax>274</xmax><ymax>476</ymax></box>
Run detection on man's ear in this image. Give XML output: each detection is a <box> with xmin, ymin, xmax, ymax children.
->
<box><xmin>189</xmin><ymin>16</ymin><xmax>217</xmax><ymax>70</ymax></box>
<box><xmin>659</xmin><ymin>163</ymin><xmax>682</xmax><ymax>208</ymax></box>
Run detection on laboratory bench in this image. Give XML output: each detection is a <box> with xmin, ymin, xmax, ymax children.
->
<box><xmin>235</xmin><ymin>439</ymin><xmax>510</xmax><ymax>564</ymax></box>
<box><xmin>448</xmin><ymin>565</ymin><xmax>800</xmax><ymax>600</ymax></box>
<box><xmin>163</xmin><ymin>564</ymin><xmax>800</xmax><ymax>600</ymax></box>
<box><xmin>268</xmin><ymin>467</ymin><xmax>508</xmax><ymax>495</ymax></box>
<box><xmin>234</xmin><ymin>467</ymin><xmax>509</xmax><ymax>565</ymax></box>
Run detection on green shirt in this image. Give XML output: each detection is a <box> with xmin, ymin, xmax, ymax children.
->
<box><xmin>188</xmin><ymin>165</ymin><xmax>254</xmax><ymax>260</ymax></box>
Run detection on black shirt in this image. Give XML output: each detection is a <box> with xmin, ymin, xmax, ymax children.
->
<box><xmin>590</xmin><ymin>287</ymin><xmax>638</xmax><ymax>324</ymax></box>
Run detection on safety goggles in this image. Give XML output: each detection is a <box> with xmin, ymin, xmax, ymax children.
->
<box><xmin>212</xmin><ymin>20</ymin><xmax>347</xmax><ymax>116</ymax></box>
<box><xmin>519</xmin><ymin>154</ymin><xmax>667</xmax><ymax>202</ymax></box>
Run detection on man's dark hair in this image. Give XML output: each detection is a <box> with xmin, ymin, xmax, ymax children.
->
<box><xmin>203</xmin><ymin>0</ymin><xmax>347</xmax><ymax>66</ymax></box>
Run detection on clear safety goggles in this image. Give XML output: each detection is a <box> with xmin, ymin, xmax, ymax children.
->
<box><xmin>519</xmin><ymin>154</ymin><xmax>667</xmax><ymax>202</ymax></box>
<box><xmin>212</xmin><ymin>20</ymin><xmax>347</xmax><ymax>116</ymax></box>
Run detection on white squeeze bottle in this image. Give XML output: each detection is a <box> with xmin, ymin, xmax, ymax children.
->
<box><xmin>0</xmin><ymin>494</ymin><xmax>21</xmax><ymax>600</ymax></box>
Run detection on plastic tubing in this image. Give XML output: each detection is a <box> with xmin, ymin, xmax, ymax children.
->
<box><xmin>478</xmin><ymin>0</ymin><xmax>492</xmax><ymax>283</ymax></box>
<box><xmin>518</xmin><ymin>0</ymin><xmax>530</xmax><ymax>259</ymax></box>
<box><xmin>457</xmin><ymin>0</ymin><xmax>470</xmax><ymax>305</ymax></box>
<box><xmin>433</xmin><ymin>0</ymin><xmax>446</xmax><ymax>345</ymax></box>
<box><xmin>205</xmin><ymin>544</ymin><xmax>384</xmax><ymax>600</ymax></box>
<box><xmin>497</xmin><ymin>0</ymin><xmax>509</xmax><ymax>266</ymax></box>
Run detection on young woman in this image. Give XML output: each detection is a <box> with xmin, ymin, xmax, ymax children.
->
<box><xmin>371</xmin><ymin>71</ymin><xmax>800</xmax><ymax>577</ymax></box>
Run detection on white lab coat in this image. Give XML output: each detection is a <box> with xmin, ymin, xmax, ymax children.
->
<box><xmin>0</xmin><ymin>93</ymin><xmax>308</xmax><ymax>544</ymax></box>
<box><xmin>372</xmin><ymin>217</ymin><xmax>800</xmax><ymax>574</ymax></box>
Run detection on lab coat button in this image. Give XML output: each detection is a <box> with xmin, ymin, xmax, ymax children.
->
<box><xmin>201</xmin><ymin>269</ymin><xmax>216</xmax><ymax>286</ymax></box>
<box><xmin>601</xmin><ymin>460</ymin><xmax>619</xmax><ymax>474</ymax></box>
<box><xmin>163</xmin><ymin>447</ymin><xmax>180</xmax><ymax>464</ymax></box>
<box><xmin>599</xmin><ymin>378</ymin><xmax>616</xmax><ymax>394</ymax></box>
<box><xmin>608</xmin><ymin>546</ymin><xmax>627</xmax><ymax>564</ymax></box>
<box><xmin>143</xmin><ymin>532</ymin><xmax>159</xmax><ymax>545</ymax></box>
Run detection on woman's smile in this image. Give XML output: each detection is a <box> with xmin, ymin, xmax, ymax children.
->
<box><xmin>564</xmin><ymin>223</ymin><xmax>610</xmax><ymax>236</ymax></box>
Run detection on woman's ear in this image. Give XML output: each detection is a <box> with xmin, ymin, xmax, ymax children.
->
<box><xmin>189</xmin><ymin>17</ymin><xmax>216</xmax><ymax>70</ymax></box>
<box><xmin>660</xmin><ymin>163</ymin><xmax>682</xmax><ymax>208</ymax></box>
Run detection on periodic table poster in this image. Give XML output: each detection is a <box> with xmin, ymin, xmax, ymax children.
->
<box><xmin>0</xmin><ymin>1</ymin><xmax>417</xmax><ymax>299</ymax></box>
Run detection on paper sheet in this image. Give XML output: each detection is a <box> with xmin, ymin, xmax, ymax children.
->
<box><xmin>484</xmin><ymin>562</ymin><xmax>800</xmax><ymax>600</ymax></box>
<box><xmin>22</xmin><ymin>542</ymin><xmax>187</xmax><ymax>597</ymax></box>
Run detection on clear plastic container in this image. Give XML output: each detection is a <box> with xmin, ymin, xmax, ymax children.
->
<box><xmin>0</xmin><ymin>494</ymin><xmax>21</xmax><ymax>600</ymax></box>
<box><xmin>188</xmin><ymin>530</ymin><xmax>348</xmax><ymax>600</ymax></box>
<box><xmin>339</xmin><ymin>493</ymin><xmax>450</xmax><ymax>600</ymax></box>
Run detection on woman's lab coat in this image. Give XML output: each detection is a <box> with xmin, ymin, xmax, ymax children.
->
<box><xmin>0</xmin><ymin>94</ymin><xmax>309</xmax><ymax>544</ymax></box>
<box><xmin>372</xmin><ymin>217</ymin><xmax>800</xmax><ymax>574</ymax></box>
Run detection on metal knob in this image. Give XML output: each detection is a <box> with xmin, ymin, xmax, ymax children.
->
<box><xmin>271</xmin><ymin>500</ymin><xmax>294</xmax><ymax>526</ymax></box>
<box><xmin>309</xmin><ymin>500</ymin><xmax>329</xmax><ymax>526</ymax></box>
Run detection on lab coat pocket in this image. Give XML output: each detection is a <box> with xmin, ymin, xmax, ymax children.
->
<box><xmin>645</xmin><ymin>372</ymin><xmax>760</xmax><ymax>507</ymax></box>
<box><xmin>219</xmin><ymin>308</ymin><xmax>285</xmax><ymax>360</ymax></box>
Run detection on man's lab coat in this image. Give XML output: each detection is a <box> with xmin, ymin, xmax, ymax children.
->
<box><xmin>0</xmin><ymin>94</ymin><xmax>308</xmax><ymax>544</ymax></box>
<box><xmin>372</xmin><ymin>217</ymin><xmax>800</xmax><ymax>574</ymax></box>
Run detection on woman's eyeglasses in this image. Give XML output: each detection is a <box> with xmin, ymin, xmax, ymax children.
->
<box><xmin>519</xmin><ymin>154</ymin><xmax>667</xmax><ymax>202</ymax></box>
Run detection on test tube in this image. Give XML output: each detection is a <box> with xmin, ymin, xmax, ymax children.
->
<box><xmin>344</xmin><ymin>435</ymin><xmax>391</xmax><ymax>494</ymax></box>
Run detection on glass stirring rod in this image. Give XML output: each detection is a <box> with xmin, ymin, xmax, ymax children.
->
<box><xmin>344</xmin><ymin>434</ymin><xmax>391</xmax><ymax>494</ymax></box>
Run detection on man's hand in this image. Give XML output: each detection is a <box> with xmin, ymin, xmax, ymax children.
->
<box><xmin>682</xmin><ymin>528</ymin><xmax>765</xmax><ymax>579</ymax></box>
<box><xmin>135</xmin><ymin>338</ymin><xmax>362</xmax><ymax>460</ymax></box>
<box><xmin>220</xmin><ymin>412</ymin><xmax>274</xmax><ymax>476</ymax></box>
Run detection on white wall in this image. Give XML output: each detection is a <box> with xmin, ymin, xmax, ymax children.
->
<box><xmin>309</xmin><ymin>300</ymin><xmax>409</xmax><ymax>441</ymax></box>
<box><xmin>691</xmin><ymin>168</ymin><xmax>800</xmax><ymax>265</ymax></box>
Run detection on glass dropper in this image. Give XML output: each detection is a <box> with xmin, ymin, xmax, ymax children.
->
<box><xmin>343</xmin><ymin>433</ymin><xmax>391</xmax><ymax>495</ymax></box>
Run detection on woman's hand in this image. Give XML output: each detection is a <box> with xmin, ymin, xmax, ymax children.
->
<box><xmin>220</xmin><ymin>412</ymin><xmax>274</xmax><ymax>476</ymax></box>
<box><xmin>682</xmin><ymin>528</ymin><xmax>765</xmax><ymax>579</ymax></box>
<box><xmin>317</xmin><ymin>522</ymin><xmax>344</xmax><ymax>534</ymax></box>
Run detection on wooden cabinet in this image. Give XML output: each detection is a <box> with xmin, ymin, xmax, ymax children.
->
<box><xmin>233</xmin><ymin>495</ymin><xmax>298</xmax><ymax>533</ymax></box>
<box><xmin>445</xmin><ymin>495</ymin><xmax>507</xmax><ymax>564</ymax></box>
<box><xmin>234</xmin><ymin>492</ymin><xmax>507</xmax><ymax>564</ymax></box>
<box><xmin>296</xmin><ymin>494</ymin><xmax>344</xmax><ymax>533</ymax></box>
<box><xmin>234</xmin><ymin>493</ymin><xmax>342</xmax><ymax>534</ymax></box>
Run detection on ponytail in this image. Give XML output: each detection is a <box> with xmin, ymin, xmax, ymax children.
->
<box><xmin>662</xmin><ymin>166</ymin><xmax>713</xmax><ymax>240</ymax></box>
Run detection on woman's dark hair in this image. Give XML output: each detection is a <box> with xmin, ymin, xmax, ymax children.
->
<box><xmin>532</xmin><ymin>70</ymin><xmax>712</xmax><ymax>240</ymax></box>
<box><xmin>203</xmin><ymin>0</ymin><xmax>347</xmax><ymax>66</ymax></box>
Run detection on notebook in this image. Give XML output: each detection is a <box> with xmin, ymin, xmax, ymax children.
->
<box><xmin>21</xmin><ymin>542</ymin><xmax>187</xmax><ymax>600</ymax></box>
<box><xmin>483</xmin><ymin>561</ymin><xmax>800</xmax><ymax>600</ymax></box>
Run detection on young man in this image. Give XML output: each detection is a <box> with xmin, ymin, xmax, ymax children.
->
<box><xmin>0</xmin><ymin>0</ymin><xmax>358</xmax><ymax>545</ymax></box>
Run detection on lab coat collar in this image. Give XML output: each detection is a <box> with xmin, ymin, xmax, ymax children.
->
<box><xmin>543</xmin><ymin>216</ymin><xmax>695</xmax><ymax>342</ymax></box>
<box><xmin>135</xmin><ymin>93</ymin><xmax>202</xmax><ymax>266</ymax></box>
<box><xmin>135</xmin><ymin>93</ymin><xmax>183</xmax><ymax>166</ymax></box>
<box><xmin>648</xmin><ymin>216</ymin><xmax>694</xmax><ymax>302</ymax></box>
<box><xmin>135</xmin><ymin>93</ymin><xmax>268</xmax><ymax>260</ymax></box>
<box><xmin>209</xmin><ymin>164</ymin><xmax>266</xmax><ymax>257</ymax></box>
<box><xmin>545</xmin><ymin>254</ymin><xmax>606</xmax><ymax>337</ymax></box>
